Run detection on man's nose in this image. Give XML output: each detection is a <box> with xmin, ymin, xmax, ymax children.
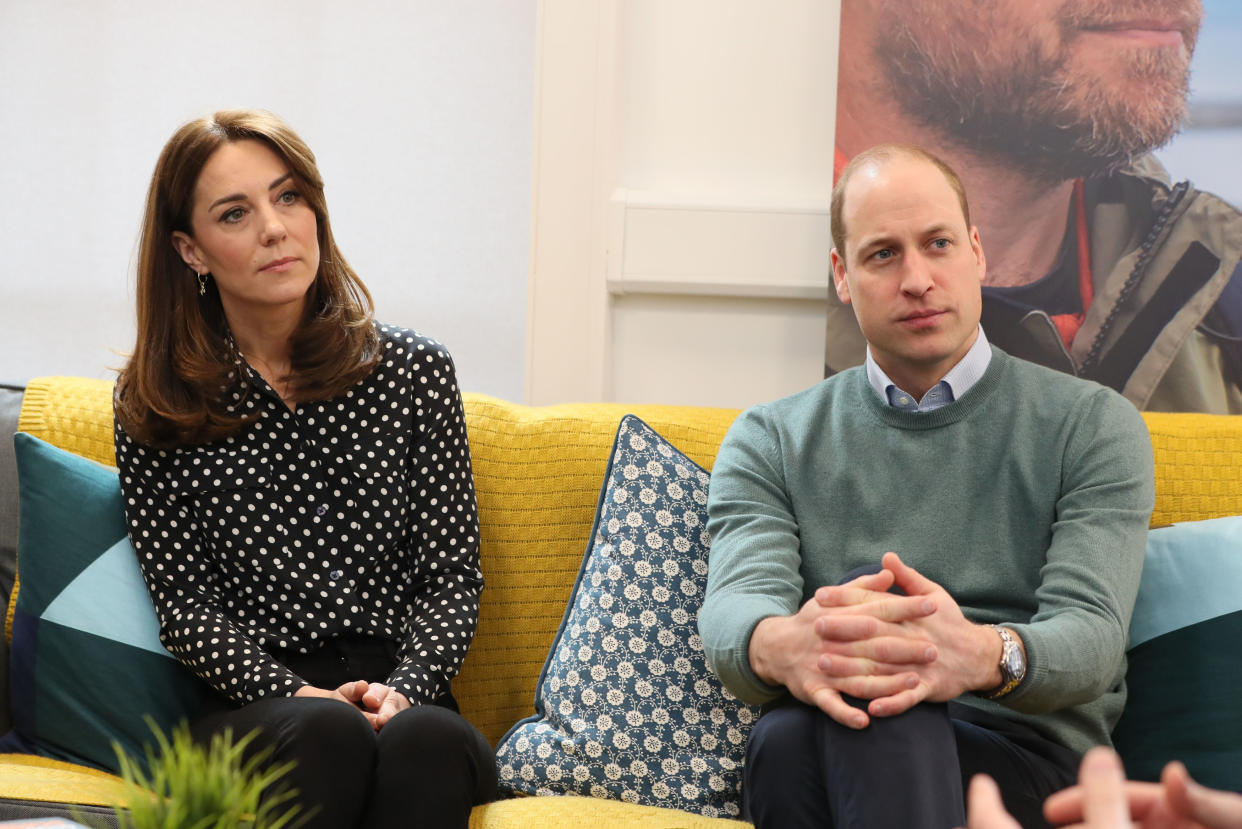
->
<box><xmin>900</xmin><ymin>255</ymin><xmax>934</xmax><ymax>296</ymax></box>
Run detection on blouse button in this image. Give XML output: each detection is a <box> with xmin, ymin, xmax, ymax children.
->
<box><xmin>315</xmin><ymin>504</ymin><xmax>329</xmax><ymax>517</ymax></box>
<box><xmin>329</xmin><ymin>570</ymin><xmax>343</xmax><ymax>581</ymax></box>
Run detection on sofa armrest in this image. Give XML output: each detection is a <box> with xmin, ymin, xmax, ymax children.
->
<box><xmin>1</xmin><ymin>382</ymin><xmax>26</xmax><ymax>735</ymax></box>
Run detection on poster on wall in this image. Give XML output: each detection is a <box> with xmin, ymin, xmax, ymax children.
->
<box><xmin>827</xmin><ymin>0</ymin><xmax>1242</xmax><ymax>414</ymax></box>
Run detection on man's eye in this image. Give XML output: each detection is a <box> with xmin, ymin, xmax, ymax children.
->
<box><xmin>873</xmin><ymin>249</ymin><xmax>893</xmax><ymax>261</ymax></box>
<box><xmin>931</xmin><ymin>238</ymin><xmax>950</xmax><ymax>249</ymax></box>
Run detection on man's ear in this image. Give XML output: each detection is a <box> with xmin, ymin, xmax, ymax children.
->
<box><xmin>171</xmin><ymin>231</ymin><xmax>203</xmax><ymax>273</ymax></box>
<box><xmin>969</xmin><ymin>226</ymin><xmax>986</xmax><ymax>283</ymax></box>
<box><xmin>831</xmin><ymin>248</ymin><xmax>851</xmax><ymax>304</ymax></box>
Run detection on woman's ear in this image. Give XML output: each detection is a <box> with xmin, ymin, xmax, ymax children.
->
<box><xmin>171</xmin><ymin>231</ymin><xmax>203</xmax><ymax>272</ymax></box>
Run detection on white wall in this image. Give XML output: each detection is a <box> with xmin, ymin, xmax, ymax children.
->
<box><xmin>527</xmin><ymin>0</ymin><xmax>839</xmax><ymax>408</ymax></box>
<box><xmin>0</xmin><ymin>1</ymin><xmax>535</xmax><ymax>401</ymax></box>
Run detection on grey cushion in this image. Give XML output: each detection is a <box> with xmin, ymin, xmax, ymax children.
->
<box><xmin>0</xmin><ymin>382</ymin><xmax>24</xmax><ymax>733</ymax></box>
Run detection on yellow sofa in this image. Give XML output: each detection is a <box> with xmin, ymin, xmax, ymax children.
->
<box><xmin>4</xmin><ymin>376</ymin><xmax>1242</xmax><ymax>827</ymax></box>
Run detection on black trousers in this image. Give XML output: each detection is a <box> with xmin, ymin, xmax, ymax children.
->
<box><xmin>190</xmin><ymin>635</ymin><xmax>497</xmax><ymax>829</ymax></box>
<box><xmin>744</xmin><ymin>696</ymin><xmax>1079</xmax><ymax>829</ymax></box>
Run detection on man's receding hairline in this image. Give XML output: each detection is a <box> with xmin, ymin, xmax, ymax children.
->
<box><xmin>830</xmin><ymin>143</ymin><xmax>971</xmax><ymax>259</ymax></box>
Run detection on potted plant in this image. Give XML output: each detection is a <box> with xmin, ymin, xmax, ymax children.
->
<box><xmin>82</xmin><ymin>719</ymin><xmax>306</xmax><ymax>829</ymax></box>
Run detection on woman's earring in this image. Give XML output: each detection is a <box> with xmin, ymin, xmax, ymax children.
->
<box><xmin>197</xmin><ymin>271</ymin><xmax>208</xmax><ymax>296</ymax></box>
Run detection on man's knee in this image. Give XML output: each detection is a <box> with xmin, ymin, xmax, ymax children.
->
<box><xmin>747</xmin><ymin>699</ymin><xmax>823</xmax><ymax>766</ymax></box>
<box><xmin>744</xmin><ymin>702</ymin><xmax>830</xmax><ymax>829</ymax></box>
<box><xmin>749</xmin><ymin>697</ymin><xmax>956</xmax><ymax>768</ymax></box>
<box><xmin>746</xmin><ymin>699</ymin><xmax>963</xmax><ymax>828</ymax></box>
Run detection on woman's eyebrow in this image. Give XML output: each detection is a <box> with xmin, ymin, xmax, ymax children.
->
<box><xmin>208</xmin><ymin>174</ymin><xmax>294</xmax><ymax>211</ymax></box>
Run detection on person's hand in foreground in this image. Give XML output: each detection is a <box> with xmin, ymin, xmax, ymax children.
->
<box><xmin>1044</xmin><ymin>747</ymin><xmax>1242</xmax><ymax>828</ymax></box>
<box><xmin>964</xmin><ymin>772</ymin><xmax>1022</xmax><ymax>829</ymax></box>
<box><xmin>963</xmin><ymin>745</ymin><xmax>1242</xmax><ymax>829</ymax></box>
<box><xmin>964</xmin><ymin>748</ymin><xmax>1129</xmax><ymax>829</ymax></box>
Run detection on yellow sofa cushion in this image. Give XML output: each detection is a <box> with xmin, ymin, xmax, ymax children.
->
<box><xmin>454</xmin><ymin>395</ymin><xmax>740</xmax><ymax>745</ymax></box>
<box><xmin>0</xmin><ymin>753</ymin><xmax>128</xmax><ymax>807</ymax></box>
<box><xmin>1140</xmin><ymin>412</ymin><xmax>1242</xmax><ymax>526</ymax></box>
<box><xmin>469</xmin><ymin>794</ymin><xmax>746</xmax><ymax>828</ymax></box>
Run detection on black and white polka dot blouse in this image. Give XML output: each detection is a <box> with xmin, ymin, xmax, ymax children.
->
<box><xmin>114</xmin><ymin>324</ymin><xmax>482</xmax><ymax>706</ymax></box>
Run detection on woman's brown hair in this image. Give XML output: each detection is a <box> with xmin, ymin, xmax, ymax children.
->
<box><xmin>115</xmin><ymin>110</ymin><xmax>380</xmax><ymax>447</ymax></box>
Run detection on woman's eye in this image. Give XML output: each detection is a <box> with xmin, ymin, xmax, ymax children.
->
<box><xmin>221</xmin><ymin>207</ymin><xmax>245</xmax><ymax>224</ymax></box>
<box><xmin>278</xmin><ymin>189</ymin><xmax>300</xmax><ymax>205</ymax></box>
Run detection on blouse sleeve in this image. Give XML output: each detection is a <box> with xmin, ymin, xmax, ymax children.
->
<box><xmin>385</xmin><ymin>345</ymin><xmax>484</xmax><ymax>704</ymax></box>
<box><xmin>114</xmin><ymin>420</ymin><xmax>307</xmax><ymax>704</ymax></box>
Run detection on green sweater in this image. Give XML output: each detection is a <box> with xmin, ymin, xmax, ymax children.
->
<box><xmin>700</xmin><ymin>347</ymin><xmax>1155</xmax><ymax>755</ymax></box>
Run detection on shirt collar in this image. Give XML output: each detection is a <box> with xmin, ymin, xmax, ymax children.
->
<box><xmin>865</xmin><ymin>326</ymin><xmax>991</xmax><ymax>407</ymax></box>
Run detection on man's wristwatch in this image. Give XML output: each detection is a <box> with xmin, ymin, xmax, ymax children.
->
<box><xmin>980</xmin><ymin>625</ymin><xmax>1026</xmax><ymax>700</ymax></box>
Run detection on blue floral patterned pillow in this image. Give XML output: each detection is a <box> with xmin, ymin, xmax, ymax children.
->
<box><xmin>495</xmin><ymin>415</ymin><xmax>760</xmax><ymax>819</ymax></box>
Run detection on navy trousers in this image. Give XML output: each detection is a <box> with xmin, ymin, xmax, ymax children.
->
<box><xmin>744</xmin><ymin>564</ymin><xmax>1080</xmax><ymax>829</ymax></box>
<box><xmin>744</xmin><ymin>696</ymin><xmax>1079</xmax><ymax>829</ymax></box>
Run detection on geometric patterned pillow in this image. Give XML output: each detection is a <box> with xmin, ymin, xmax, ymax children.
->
<box><xmin>1112</xmin><ymin>515</ymin><xmax>1242</xmax><ymax>791</ymax></box>
<box><xmin>495</xmin><ymin>416</ymin><xmax>760</xmax><ymax>819</ymax></box>
<box><xmin>0</xmin><ymin>433</ymin><xmax>208</xmax><ymax>772</ymax></box>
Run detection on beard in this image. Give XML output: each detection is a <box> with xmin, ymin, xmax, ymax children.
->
<box><xmin>873</xmin><ymin>0</ymin><xmax>1199</xmax><ymax>182</ymax></box>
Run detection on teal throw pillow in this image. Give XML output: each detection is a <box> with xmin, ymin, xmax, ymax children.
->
<box><xmin>1112</xmin><ymin>515</ymin><xmax>1242</xmax><ymax>790</ymax></box>
<box><xmin>1</xmin><ymin>433</ymin><xmax>208</xmax><ymax>771</ymax></box>
<box><xmin>495</xmin><ymin>415</ymin><xmax>761</xmax><ymax>819</ymax></box>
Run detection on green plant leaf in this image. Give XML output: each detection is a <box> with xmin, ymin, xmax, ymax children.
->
<box><xmin>78</xmin><ymin>717</ymin><xmax>308</xmax><ymax>829</ymax></box>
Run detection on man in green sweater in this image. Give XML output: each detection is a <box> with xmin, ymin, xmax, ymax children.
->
<box><xmin>699</xmin><ymin>144</ymin><xmax>1155</xmax><ymax>829</ymax></box>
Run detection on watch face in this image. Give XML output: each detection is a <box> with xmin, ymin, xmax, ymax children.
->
<box><xmin>1004</xmin><ymin>645</ymin><xmax>1026</xmax><ymax>680</ymax></box>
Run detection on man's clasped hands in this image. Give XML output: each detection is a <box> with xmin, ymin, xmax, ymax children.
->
<box><xmin>749</xmin><ymin>550</ymin><xmax>1003</xmax><ymax>729</ymax></box>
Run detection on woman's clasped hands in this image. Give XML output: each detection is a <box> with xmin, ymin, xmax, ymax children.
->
<box><xmin>294</xmin><ymin>680</ymin><xmax>411</xmax><ymax>731</ymax></box>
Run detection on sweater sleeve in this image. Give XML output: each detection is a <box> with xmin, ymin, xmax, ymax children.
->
<box><xmin>114</xmin><ymin>421</ymin><xmax>306</xmax><ymax>704</ymax></box>
<box><xmin>1002</xmin><ymin>389</ymin><xmax>1155</xmax><ymax>714</ymax></box>
<box><xmin>699</xmin><ymin>405</ymin><xmax>805</xmax><ymax>705</ymax></box>
<box><xmin>385</xmin><ymin>346</ymin><xmax>483</xmax><ymax>705</ymax></box>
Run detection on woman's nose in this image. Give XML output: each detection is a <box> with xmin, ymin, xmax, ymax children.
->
<box><xmin>257</xmin><ymin>205</ymin><xmax>287</xmax><ymax>244</ymax></box>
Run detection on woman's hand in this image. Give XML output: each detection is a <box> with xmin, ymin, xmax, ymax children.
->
<box><xmin>359</xmin><ymin>683</ymin><xmax>411</xmax><ymax>730</ymax></box>
<box><xmin>293</xmin><ymin>680</ymin><xmax>411</xmax><ymax>730</ymax></box>
<box><xmin>294</xmin><ymin>680</ymin><xmax>374</xmax><ymax>725</ymax></box>
<box><xmin>294</xmin><ymin>680</ymin><xmax>366</xmax><ymax>706</ymax></box>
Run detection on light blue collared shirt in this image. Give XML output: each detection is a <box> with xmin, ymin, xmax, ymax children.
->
<box><xmin>865</xmin><ymin>326</ymin><xmax>992</xmax><ymax>413</ymax></box>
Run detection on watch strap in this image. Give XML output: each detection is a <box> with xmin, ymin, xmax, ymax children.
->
<box><xmin>980</xmin><ymin>625</ymin><xmax>1024</xmax><ymax>700</ymax></box>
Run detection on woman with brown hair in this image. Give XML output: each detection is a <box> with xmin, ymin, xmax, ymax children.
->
<box><xmin>114</xmin><ymin>110</ymin><xmax>496</xmax><ymax>828</ymax></box>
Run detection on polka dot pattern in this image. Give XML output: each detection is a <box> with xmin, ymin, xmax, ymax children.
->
<box><xmin>114</xmin><ymin>324</ymin><xmax>482</xmax><ymax>706</ymax></box>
